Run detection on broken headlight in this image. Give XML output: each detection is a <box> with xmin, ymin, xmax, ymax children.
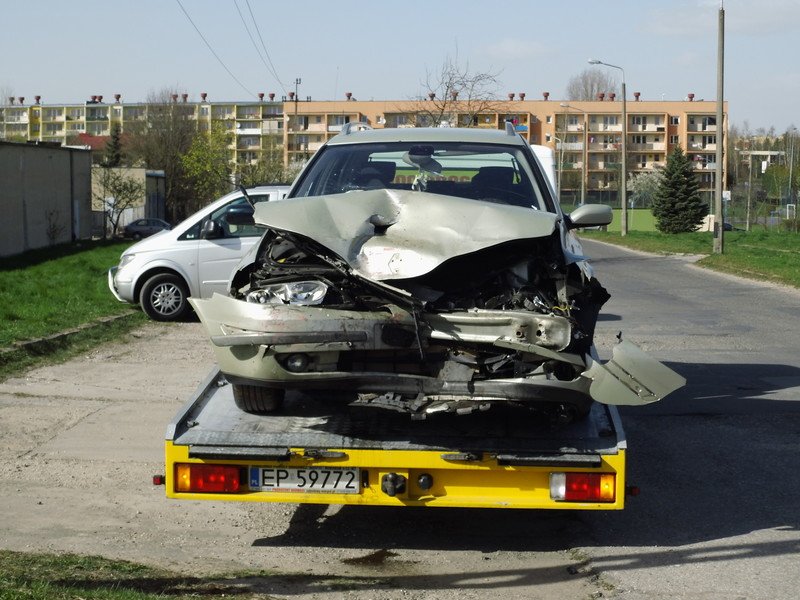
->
<box><xmin>246</xmin><ymin>281</ymin><xmax>328</xmax><ymax>306</ymax></box>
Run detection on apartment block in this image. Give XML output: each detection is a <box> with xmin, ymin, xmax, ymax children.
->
<box><xmin>0</xmin><ymin>93</ymin><xmax>726</xmax><ymax>205</ymax></box>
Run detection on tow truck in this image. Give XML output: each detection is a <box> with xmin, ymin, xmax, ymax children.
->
<box><xmin>162</xmin><ymin>128</ymin><xmax>677</xmax><ymax>510</ymax></box>
<box><xmin>164</xmin><ymin>367</ymin><xmax>629</xmax><ymax>510</ymax></box>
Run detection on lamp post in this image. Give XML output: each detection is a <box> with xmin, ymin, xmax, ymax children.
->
<box><xmin>788</xmin><ymin>126</ymin><xmax>797</xmax><ymax>207</ymax></box>
<box><xmin>589</xmin><ymin>59</ymin><xmax>627</xmax><ymax>235</ymax></box>
<box><xmin>560</xmin><ymin>102</ymin><xmax>587</xmax><ymax>205</ymax></box>
<box><xmin>554</xmin><ymin>136</ymin><xmax>563</xmax><ymax>199</ymax></box>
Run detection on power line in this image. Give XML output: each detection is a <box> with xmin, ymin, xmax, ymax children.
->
<box><xmin>244</xmin><ymin>0</ymin><xmax>288</xmax><ymax>95</ymax></box>
<box><xmin>174</xmin><ymin>0</ymin><xmax>256</xmax><ymax>98</ymax></box>
<box><xmin>232</xmin><ymin>0</ymin><xmax>285</xmax><ymax>93</ymax></box>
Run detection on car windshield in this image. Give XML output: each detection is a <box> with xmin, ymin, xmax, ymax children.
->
<box><xmin>292</xmin><ymin>141</ymin><xmax>549</xmax><ymax>210</ymax></box>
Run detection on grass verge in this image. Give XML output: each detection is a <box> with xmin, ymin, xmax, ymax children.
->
<box><xmin>0</xmin><ymin>240</ymin><xmax>147</xmax><ymax>380</ymax></box>
<box><xmin>580</xmin><ymin>230</ymin><xmax>800</xmax><ymax>289</ymax></box>
<box><xmin>0</xmin><ymin>240</ymin><xmax>136</xmax><ymax>346</ymax></box>
<box><xmin>0</xmin><ymin>550</ymin><xmax>390</xmax><ymax>599</ymax></box>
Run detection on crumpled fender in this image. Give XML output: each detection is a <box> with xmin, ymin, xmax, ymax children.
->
<box><xmin>583</xmin><ymin>340</ymin><xmax>686</xmax><ymax>405</ymax></box>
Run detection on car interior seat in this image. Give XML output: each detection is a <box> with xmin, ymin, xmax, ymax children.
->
<box><xmin>355</xmin><ymin>161</ymin><xmax>397</xmax><ymax>189</ymax></box>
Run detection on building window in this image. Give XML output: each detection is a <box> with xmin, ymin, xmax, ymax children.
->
<box><xmin>670</xmin><ymin>116</ymin><xmax>680</xmax><ymax>125</ymax></box>
<box><xmin>670</xmin><ymin>135</ymin><xmax>679</xmax><ymax>144</ymax></box>
<box><xmin>546</xmin><ymin>115</ymin><xmax>552</xmax><ymax>124</ymax></box>
<box><xmin>545</xmin><ymin>133</ymin><xmax>552</xmax><ymax>142</ymax></box>
<box><xmin>603</xmin><ymin>116</ymin><xmax>618</xmax><ymax>126</ymax></box>
<box><xmin>632</xmin><ymin>116</ymin><xmax>647</xmax><ymax>125</ymax></box>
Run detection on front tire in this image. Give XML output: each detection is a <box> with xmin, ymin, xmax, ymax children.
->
<box><xmin>140</xmin><ymin>273</ymin><xmax>190</xmax><ymax>321</ymax></box>
<box><xmin>233</xmin><ymin>384</ymin><xmax>285</xmax><ymax>414</ymax></box>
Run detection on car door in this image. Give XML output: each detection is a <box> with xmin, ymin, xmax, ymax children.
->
<box><xmin>196</xmin><ymin>196</ymin><xmax>268</xmax><ymax>297</ymax></box>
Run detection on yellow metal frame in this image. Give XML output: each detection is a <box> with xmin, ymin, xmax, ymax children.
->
<box><xmin>166</xmin><ymin>441</ymin><xmax>626</xmax><ymax>510</ymax></box>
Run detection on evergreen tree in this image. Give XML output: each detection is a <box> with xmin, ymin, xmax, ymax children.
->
<box><xmin>652</xmin><ymin>146</ymin><xmax>707</xmax><ymax>233</ymax></box>
<box><xmin>103</xmin><ymin>123</ymin><xmax>123</xmax><ymax>167</ymax></box>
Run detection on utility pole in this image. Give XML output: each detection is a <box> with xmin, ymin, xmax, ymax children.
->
<box><xmin>713</xmin><ymin>2</ymin><xmax>725</xmax><ymax>254</ymax></box>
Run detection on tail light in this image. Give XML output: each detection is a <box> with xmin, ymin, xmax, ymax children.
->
<box><xmin>550</xmin><ymin>472</ymin><xmax>616</xmax><ymax>502</ymax></box>
<box><xmin>175</xmin><ymin>464</ymin><xmax>241</xmax><ymax>493</ymax></box>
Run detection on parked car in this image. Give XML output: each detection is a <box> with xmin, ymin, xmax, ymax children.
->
<box><xmin>123</xmin><ymin>218</ymin><xmax>171</xmax><ymax>240</ymax></box>
<box><xmin>191</xmin><ymin>125</ymin><xmax>684</xmax><ymax>419</ymax></box>
<box><xmin>108</xmin><ymin>185</ymin><xmax>290</xmax><ymax>321</ymax></box>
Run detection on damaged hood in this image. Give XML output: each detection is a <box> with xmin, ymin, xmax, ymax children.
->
<box><xmin>254</xmin><ymin>189</ymin><xmax>559</xmax><ymax>280</ymax></box>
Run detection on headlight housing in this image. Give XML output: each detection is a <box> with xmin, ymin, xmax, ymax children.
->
<box><xmin>246</xmin><ymin>281</ymin><xmax>328</xmax><ymax>306</ymax></box>
<box><xmin>118</xmin><ymin>254</ymin><xmax>136</xmax><ymax>269</ymax></box>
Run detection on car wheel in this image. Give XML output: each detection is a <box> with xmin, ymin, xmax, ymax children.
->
<box><xmin>139</xmin><ymin>273</ymin><xmax>190</xmax><ymax>321</ymax></box>
<box><xmin>132</xmin><ymin>232</ymin><xmax>142</xmax><ymax>240</ymax></box>
<box><xmin>232</xmin><ymin>384</ymin><xmax>285</xmax><ymax>414</ymax></box>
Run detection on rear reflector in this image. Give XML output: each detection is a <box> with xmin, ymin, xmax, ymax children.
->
<box><xmin>175</xmin><ymin>464</ymin><xmax>241</xmax><ymax>493</ymax></box>
<box><xmin>550</xmin><ymin>472</ymin><xmax>615</xmax><ymax>502</ymax></box>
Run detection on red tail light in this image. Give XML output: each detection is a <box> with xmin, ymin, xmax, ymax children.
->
<box><xmin>550</xmin><ymin>472</ymin><xmax>615</xmax><ymax>502</ymax></box>
<box><xmin>175</xmin><ymin>464</ymin><xmax>241</xmax><ymax>493</ymax></box>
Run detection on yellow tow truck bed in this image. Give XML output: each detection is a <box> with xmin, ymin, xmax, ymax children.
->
<box><xmin>165</xmin><ymin>370</ymin><xmax>627</xmax><ymax>510</ymax></box>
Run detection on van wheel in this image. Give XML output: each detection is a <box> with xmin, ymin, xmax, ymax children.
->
<box><xmin>233</xmin><ymin>384</ymin><xmax>285</xmax><ymax>414</ymax></box>
<box><xmin>140</xmin><ymin>273</ymin><xmax>190</xmax><ymax>321</ymax></box>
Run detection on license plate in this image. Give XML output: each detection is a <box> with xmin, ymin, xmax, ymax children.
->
<box><xmin>249</xmin><ymin>467</ymin><xmax>360</xmax><ymax>494</ymax></box>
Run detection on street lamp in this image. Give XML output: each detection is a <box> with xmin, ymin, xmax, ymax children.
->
<box><xmin>554</xmin><ymin>136</ymin><xmax>563</xmax><ymax>199</ymax></box>
<box><xmin>560</xmin><ymin>102</ymin><xmax>587</xmax><ymax>205</ymax></box>
<box><xmin>589</xmin><ymin>59</ymin><xmax>627</xmax><ymax>235</ymax></box>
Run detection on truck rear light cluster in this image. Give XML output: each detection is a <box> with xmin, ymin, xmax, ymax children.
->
<box><xmin>175</xmin><ymin>464</ymin><xmax>241</xmax><ymax>493</ymax></box>
<box><xmin>550</xmin><ymin>472</ymin><xmax>615</xmax><ymax>502</ymax></box>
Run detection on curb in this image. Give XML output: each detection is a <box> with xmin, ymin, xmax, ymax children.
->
<box><xmin>0</xmin><ymin>312</ymin><xmax>141</xmax><ymax>363</ymax></box>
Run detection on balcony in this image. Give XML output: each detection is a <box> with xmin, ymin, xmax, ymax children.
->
<box><xmin>306</xmin><ymin>123</ymin><xmax>327</xmax><ymax>133</ymax></box>
<box><xmin>557</xmin><ymin>142</ymin><xmax>584</xmax><ymax>151</ymax></box>
<box><xmin>588</xmin><ymin>123</ymin><xmax>622</xmax><ymax>132</ymax></box>
<box><xmin>628</xmin><ymin>123</ymin><xmax>664</xmax><ymax>132</ymax></box>
<box><xmin>589</xmin><ymin>162</ymin><xmax>621</xmax><ymax>171</ymax></box>
<box><xmin>687</xmin><ymin>123</ymin><xmax>717</xmax><ymax>132</ymax></box>
<box><xmin>287</xmin><ymin>141</ymin><xmax>324</xmax><ymax>153</ymax></box>
<box><xmin>235</xmin><ymin>127</ymin><xmax>261</xmax><ymax>135</ymax></box>
<box><xmin>628</xmin><ymin>142</ymin><xmax>666</xmax><ymax>151</ymax></box>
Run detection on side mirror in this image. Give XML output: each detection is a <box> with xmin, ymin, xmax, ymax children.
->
<box><xmin>200</xmin><ymin>219</ymin><xmax>224</xmax><ymax>239</ymax></box>
<box><xmin>225</xmin><ymin>205</ymin><xmax>256</xmax><ymax>226</ymax></box>
<box><xmin>566</xmin><ymin>204</ymin><xmax>613</xmax><ymax>230</ymax></box>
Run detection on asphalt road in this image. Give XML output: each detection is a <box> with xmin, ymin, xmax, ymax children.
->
<box><xmin>1</xmin><ymin>240</ymin><xmax>798</xmax><ymax>599</ymax></box>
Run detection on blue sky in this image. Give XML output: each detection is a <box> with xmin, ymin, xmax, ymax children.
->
<box><xmin>2</xmin><ymin>0</ymin><xmax>797</xmax><ymax>132</ymax></box>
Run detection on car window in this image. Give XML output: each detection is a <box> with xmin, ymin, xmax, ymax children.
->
<box><xmin>179</xmin><ymin>194</ymin><xmax>271</xmax><ymax>241</ymax></box>
<box><xmin>292</xmin><ymin>142</ymin><xmax>547</xmax><ymax>211</ymax></box>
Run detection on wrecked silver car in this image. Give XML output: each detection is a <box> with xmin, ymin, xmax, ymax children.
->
<box><xmin>191</xmin><ymin>125</ymin><xmax>684</xmax><ymax>419</ymax></box>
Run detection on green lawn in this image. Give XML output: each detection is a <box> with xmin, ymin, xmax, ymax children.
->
<box><xmin>580</xmin><ymin>230</ymin><xmax>800</xmax><ymax>288</ymax></box>
<box><xmin>0</xmin><ymin>240</ymin><xmax>137</xmax><ymax>347</ymax></box>
<box><xmin>0</xmin><ymin>240</ymin><xmax>148</xmax><ymax>379</ymax></box>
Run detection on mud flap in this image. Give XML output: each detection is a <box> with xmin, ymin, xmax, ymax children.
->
<box><xmin>583</xmin><ymin>340</ymin><xmax>686</xmax><ymax>406</ymax></box>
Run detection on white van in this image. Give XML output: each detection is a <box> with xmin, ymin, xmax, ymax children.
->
<box><xmin>108</xmin><ymin>185</ymin><xmax>289</xmax><ymax>321</ymax></box>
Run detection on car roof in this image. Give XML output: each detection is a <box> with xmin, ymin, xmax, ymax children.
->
<box><xmin>326</xmin><ymin>126</ymin><xmax>528</xmax><ymax>148</ymax></box>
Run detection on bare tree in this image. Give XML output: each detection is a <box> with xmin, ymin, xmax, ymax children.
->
<box><xmin>414</xmin><ymin>55</ymin><xmax>502</xmax><ymax>127</ymax></box>
<box><xmin>565</xmin><ymin>68</ymin><xmax>619</xmax><ymax>101</ymax></box>
<box><xmin>238</xmin><ymin>137</ymin><xmax>302</xmax><ymax>187</ymax></box>
<box><xmin>0</xmin><ymin>83</ymin><xmax>13</xmax><ymax>106</ymax></box>
<box><xmin>126</xmin><ymin>88</ymin><xmax>199</xmax><ymax>221</ymax></box>
<box><xmin>93</xmin><ymin>167</ymin><xmax>146</xmax><ymax>237</ymax></box>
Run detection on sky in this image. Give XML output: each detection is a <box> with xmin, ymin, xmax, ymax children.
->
<box><xmin>2</xmin><ymin>0</ymin><xmax>798</xmax><ymax>133</ymax></box>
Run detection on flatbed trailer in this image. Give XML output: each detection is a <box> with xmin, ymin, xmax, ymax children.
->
<box><xmin>165</xmin><ymin>369</ymin><xmax>628</xmax><ymax>510</ymax></box>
